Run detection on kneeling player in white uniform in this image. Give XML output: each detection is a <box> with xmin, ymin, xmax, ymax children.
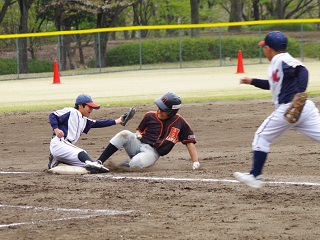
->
<box><xmin>48</xmin><ymin>94</ymin><xmax>123</xmax><ymax>173</ymax></box>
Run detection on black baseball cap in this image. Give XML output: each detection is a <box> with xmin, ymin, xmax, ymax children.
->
<box><xmin>258</xmin><ymin>31</ymin><xmax>288</xmax><ymax>51</ymax></box>
<box><xmin>75</xmin><ymin>94</ymin><xmax>100</xmax><ymax>109</ymax></box>
<box><xmin>155</xmin><ymin>92</ymin><xmax>181</xmax><ymax>112</ymax></box>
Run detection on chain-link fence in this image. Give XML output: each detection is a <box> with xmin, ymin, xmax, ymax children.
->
<box><xmin>0</xmin><ymin>21</ymin><xmax>319</xmax><ymax>81</ymax></box>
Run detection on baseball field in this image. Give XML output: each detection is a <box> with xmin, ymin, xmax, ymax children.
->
<box><xmin>0</xmin><ymin>62</ymin><xmax>320</xmax><ymax>239</ymax></box>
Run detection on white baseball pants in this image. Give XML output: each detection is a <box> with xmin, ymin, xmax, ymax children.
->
<box><xmin>253</xmin><ymin>100</ymin><xmax>320</xmax><ymax>153</ymax></box>
<box><xmin>50</xmin><ymin>136</ymin><xmax>87</xmax><ymax>167</ymax></box>
<box><xmin>110</xmin><ymin>130</ymin><xmax>160</xmax><ymax>168</ymax></box>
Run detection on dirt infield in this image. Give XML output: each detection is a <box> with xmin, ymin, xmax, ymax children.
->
<box><xmin>0</xmin><ymin>99</ymin><xmax>319</xmax><ymax>239</ymax></box>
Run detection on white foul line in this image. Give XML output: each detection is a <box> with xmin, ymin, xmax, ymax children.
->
<box><xmin>0</xmin><ymin>171</ymin><xmax>36</xmax><ymax>174</ymax></box>
<box><xmin>0</xmin><ymin>215</ymin><xmax>99</xmax><ymax>228</ymax></box>
<box><xmin>0</xmin><ymin>171</ymin><xmax>319</xmax><ymax>186</ymax></box>
<box><xmin>0</xmin><ymin>204</ymin><xmax>134</xmax><ymax>229</ymax></box>
<box><xmin>87</xmin><ymin>175</ymin><xmax>320</xmax><ymax>187</ymax></box>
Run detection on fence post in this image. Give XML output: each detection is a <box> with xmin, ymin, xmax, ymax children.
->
<box><xmin>139</xmin><ymin>30</ymin><xmax>142</xmax><ymax>70</ymax></box>
<box><xmin>218</xmin><ymin>27</ymin><xmax>222</xmax><ymax>67</ymax></box>
<box><xmin>57</xmin><ymin>36</ymin><xmax>61</xmax><ymax>73</ymax></box>
<box><xmin>97</xmin><ymin>32</ymin><xmax>102</xmax><ymax>73</ymax></box>
<box><xmin>258</xmin><ymin>26</ymin><xmax>263</xmax><ymax>64</ymax></box>
<box><xmin>179</xmin><ymin>28</ymin><xmax>182</xmax><ymax>68</ymax></box>
<box><xmin>300</xmin><ymin>23</ymin><xmax>304</xmax><ymax>62</ymax></box>
<box><xmin>15</xmin><ymin>39</ymin><xmax>20</xmax><ymax>79</ymax></box>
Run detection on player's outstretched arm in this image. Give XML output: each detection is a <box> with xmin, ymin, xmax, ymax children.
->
<box><xmin>186</xmin><ymin>143</ymin><xmax>200</xmax><ymax>170</ymax></box>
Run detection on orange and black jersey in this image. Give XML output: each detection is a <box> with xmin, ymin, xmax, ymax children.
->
<box><xmin>137</xmin><ymin>111</ymin><xmax>196</xmax><ymax>156</ymax></box>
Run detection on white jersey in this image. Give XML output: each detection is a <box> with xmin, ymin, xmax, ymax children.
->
<box><xmin>252</xmin><ymin>53</ymin><xmax>320</xmax><ymax>154</ymax></box>
<box><xmin>49</xmin><ymin>107</ymin><xmax>116</xmax><ymax>167</ymax></box>
<box><xmin>51</xmin><ymin>107</ymin><xmax>93</xmax><ymax>144</ymax></box>
<box><xmin>267</xmin><ymin>52</ymin><xmax>304</xmax><ymax>107</ymax></box>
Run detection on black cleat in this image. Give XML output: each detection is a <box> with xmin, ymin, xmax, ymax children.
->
<box><xmin>48</xmin><ymin>153</ymin><xmax>58</xmax><ymax>169</ymax></box>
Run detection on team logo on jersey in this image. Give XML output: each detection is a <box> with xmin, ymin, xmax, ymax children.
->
<box><xmin>166</xmin><ymin>127</ymin><xmax>180</xmax><ymax>143</ymax></box>
<box><xmin>272</xmin><ymin>69</ymin><xmax>280</xmax><ymax>82</ymax></box>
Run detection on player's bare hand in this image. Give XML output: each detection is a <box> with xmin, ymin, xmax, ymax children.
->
<box><xmin>54</xmin><ymin>128</ymin><xmax>64</xmax><ymax>138</ymax></box>
<box><xmin>134</xmin><ymin>131</ymin><xmax>142</xmax><ymax>140</ymax></box>
<box><xmin>115</xmin><ymin>116</ymin><xmax>123</xmax><ymax>124</ymax></box>
<box><xmin>240</xmin><ymin>77</ymin><xmax>252</xmax><ymax>85</ymax></box>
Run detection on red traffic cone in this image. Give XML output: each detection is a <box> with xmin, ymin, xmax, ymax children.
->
<box><xmin>236</xmin><ymin>50</ymin><xmax>245</xmax><ymax>73</ymax></box>
<box><xmin>53</xmin><ymin>60</ymin><xmax>61</xmax><ymax>84</ymax></box>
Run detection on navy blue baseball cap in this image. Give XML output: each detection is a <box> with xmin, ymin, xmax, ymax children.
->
<box><xmin>258</xmin><ymin>31</ymin><xmax>288</xmax><ymax>51</ymax></box>
<box><xmin>75</xmin><ymin>94</ymin><xmax>100</xmax><ymax>109</ymax></box>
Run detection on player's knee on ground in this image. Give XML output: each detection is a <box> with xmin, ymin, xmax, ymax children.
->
<box><xmin>130</xmin><ymin>154</ymin><xmax>156</xmax><ymax>169</ymax></box>
<box><xmin>129</xmin><ymin>157</ymin><xmax>145</xmax><ymax>168</ymax></box>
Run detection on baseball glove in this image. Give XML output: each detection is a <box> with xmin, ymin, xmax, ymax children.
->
<box><xmin>121</xmin><ymin>107</ymin><xmax>136</xmax><ymax>126</ymax></box>
<box><xmin>284</xmin><ymin>92</ymin><xmax>308</xmax><ymax>123</ymax></box>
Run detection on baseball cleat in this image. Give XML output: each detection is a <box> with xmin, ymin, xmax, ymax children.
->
<box><xmin>233</xmin><ymin>172</ymin><xmax>263</xmax><ymax>189</ymax></box>
<box><xmin>85</xmin><ymin>160</ymin><xmax>109</xmax><ymax>173</ymax></box>
<box><xmin>48</xmin><ymin>153</ymin><xmax>58</xmax><ymax>169</ymax></box>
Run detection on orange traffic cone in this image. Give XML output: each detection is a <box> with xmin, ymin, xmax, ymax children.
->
<box><xmin>236</xmin><ymin>50</ymin><xmax>245</xmax><ymax>73</ymax></box>
<box><xmin>53</xmin><ymin>60</ymin><xmax>61</xmax><ymax>84</ymax></box>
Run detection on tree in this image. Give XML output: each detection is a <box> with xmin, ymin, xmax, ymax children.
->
<box><xmin>190</xmin><ymin>0</ymin><xmax>200</xmax><ymax>37</ymax></box>
<box><xmin>131</xmin><ymin>0</ymin><xmax>156</xmax><ymax>38</ymax></box>
<box><xmin>252</xmin><ymin>0</ymin><xmax>318</xmax><ymax>20</ymax></box>
<box><xmin>18</xmin><ymin>0</ymin><xmax>34</xmax><ymax>74</ymax></box>
<box><xmin>228</xmin><ymin>0</ymin><xmax>244</xmax><ymax>32</ymax></box>
<box><xmin>251</xmin><ymin>0</ymin><xmax>261</xmax><ymax>20</ymax></box>
<box><xmin>91</xmin><ymin>0</ymin><xmax>139</xmax><ymax>68</ymax></box>
<box><xmin>36</xmin><ymin>0</ymin><xmax>69</xmax><ymax>70</ymax></box>
<box><xmin>155</xmin><ymin>0</ymin><xmax>190</xmax><ymax>36</ymax></box>
<box><xmin>36</xmin><ymin>0</ymin><xmax>97</xmax><ymax>70</ymax></box>
<box><xmin>318</xmin><ymin>0</ymin><xmax>320</xmax><ymax>29</ymax></box>
<box><xmin>0</xmin><ymin>0</ymin><xmax>17</xmax><ymax>24</ymax></box>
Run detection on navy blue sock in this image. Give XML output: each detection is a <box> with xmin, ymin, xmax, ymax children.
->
<box><xmin>98</xmin><ymin>143</ymin><xmax>118</xmax><ymax>163</ymax></box>
<box><xmin>78</xmin><ymin>151</ymin><xmax>93</xmax><ymax>163</ymax></box>
<box><xmin>249</xmin><ymin>151</ymin><xmax>267</xmax><ymax>177</ymax></box>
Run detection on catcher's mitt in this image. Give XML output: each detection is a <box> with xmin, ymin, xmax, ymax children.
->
<box><xmin>284</xmin><ymin>92</ymin><xmax>308</xmax><ymax>123</ymax></box>
<box><xmin>121</xmin><ymin>107</ymin><xmax>136</xmax><ymax>126</ymax></box>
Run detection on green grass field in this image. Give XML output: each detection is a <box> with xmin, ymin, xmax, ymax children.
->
<box><xmin>1</xmin><ymin>62</ymin><xmax>320</xmax><ymax>113</ymax></box>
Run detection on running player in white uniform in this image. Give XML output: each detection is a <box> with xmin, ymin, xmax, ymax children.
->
<box><xmin>234</xmin><ymin>31</ymin><xmax>320</xmax><ymax>188</ymax></box>
<box><xmin>48</xmin><ymin>94</ymin><xmax>123</xmax><ymax>173</ymax></box>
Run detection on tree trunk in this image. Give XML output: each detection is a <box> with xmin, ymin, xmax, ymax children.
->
<box><xmin>252</xmin><ymin>0</ymin><xmax>260</xmax><ymax>20</ymax></box>
<box><xmin>28</xmin><ymin>37</ymin><xmax>36</xmax><ymax>59</ymax></box>
<box><xmin>76</xmin><ymin>35</ymin><xmax>85</xmax><ymax>65</ymax></box>
<box><xmin>228</xmin><ymin>0</ymin><xmax>244</xmax><ymax>32</ymax></box>
<box><xmin>318</xmin><ymin>0</ymin><xmax>320</xmax><ymax>30</ymax></box>
<box><xmin>65</xmin><ymin>35</ymin><xmax>76</xmax><ymax>69</ymax></box>
<box><xmin>100</xmin><ymin>32</ymin><xmax>108</xmax><ymax>68</ymax></box>
<box><xmin>95</xmin><ymin>11</ymin><xmax>110</xmax><ymax>68</ymax></box>
<box><xmin>276</xmin><ymin>0</ymin><xmax>285</xmax><ymax>19</ymax></box>
<box><xmin>59</xmin><ymin>35</ymin><xmax>67</xmax><ymax>71</ymax></box>
<box><xmin>18</xmin><ymin>0</ymin><xmax>33</xmax><ymax>74</ymax></box>
<box><xmin>190</xmin><ymin>0</ymin><xmax>200</xmax><ymax>37</ymax></box>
